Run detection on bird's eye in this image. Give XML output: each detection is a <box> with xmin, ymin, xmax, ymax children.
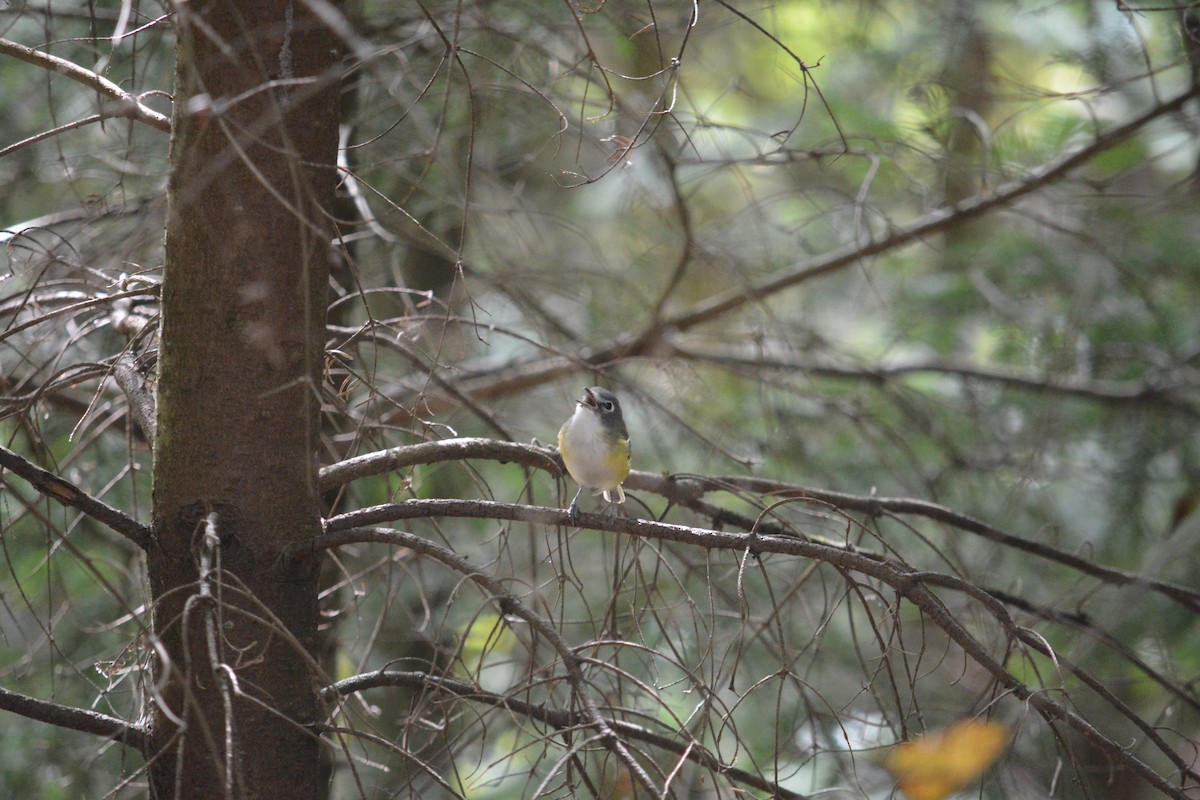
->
<box><xmin>602</xmin><ymin>401</ymin><xmax>614</xmax><ymax>411</ymax></box>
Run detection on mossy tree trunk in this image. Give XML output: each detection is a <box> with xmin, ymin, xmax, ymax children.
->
<box><xmin>148</xmin><ymin>1</ymin><xmax>339</xmax><ymax>796</ymax></box>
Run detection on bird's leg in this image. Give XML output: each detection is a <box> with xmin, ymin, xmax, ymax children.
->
<box><xmin>566</xmin><ymin>486</ymin><xmax>584</xmax><ymax>525</ymax></box>
<box><xmin>604</xmin><ymin>485</ymin><xmax>626</xmax><ymax>522</ymax></box>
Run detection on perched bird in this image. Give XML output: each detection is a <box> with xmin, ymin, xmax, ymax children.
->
<box><xmin>558</xmin><ymin>386</ymin><xmax>630</xmax><ymax>524</ymax></box>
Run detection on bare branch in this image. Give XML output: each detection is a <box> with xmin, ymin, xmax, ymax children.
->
<box><xmin>0</xmin><ymin>444</ymin><xmax>151</xmax><ymax>550</ymax></box>
<box><xmin>894</xmin><ymin>577</ymin><xmax>1192</xmax><ymax>800</ymax></box>
<box><xmin>0</xmin><ymin>113</ymin><xmax>107</xmax><ymax>159</ymax></box>
<box><xmin>0</xmin><ymin>288</ymin><xmax>156</xmax><ymax>346</ymax></box>
<box><xmin>319</xmin><ymin>440</ymin><xmax>1200</xmax><ymax>613</ymax></box>
<box><xmin>383</xmin><ymin>84</ymin><xmax>1200</xmax><ymax>409</ymax></box>
<box><xmin>0</xmin><ymin>38</ymin><xmax>171</xmax><ymax>133</ymax></box>
<box><xmin>113</xmin><ymin>351</ymin><xmax>157</xmax><ymax>447</ymax></box>
<box><xmin>703</xmin><ymin>475</ymin><xmax>1200</xmax><ymax>613</ymax></box>
<box><xmin>310</xmin><ymin>522</ymin><xmax>1193</xmax><ymax>800</ymax></box>
<box><xmin>0</xmin><ymin>686</ymin><xmax>147</xmax><ymax>752</ymax></box>
<box><xmin>316</xmin><ymin>497</ymin><xmax>1177</xmax><ymax>625</ymax></box>
<box><xmin>661</xmin><ymin>85</ymin><xmax>1200</xmax><ymax>333</ymax></box>
<box><xmin>319</xmin><ymin>437</ymin><xmax>562</xmax><ymax>493</ymax></box>
<box><xmin>306</xmin><ymin>523</ymin><xmax>660</xmax><ymax>795</ymax></box>
<box><xmin>327</xmin><ymin>669</ymin><xmax>808</xmax><ymax>800</ymax></box>
<box><xmin>673</xmin><ymin>347</ymin><xmax>1200</xmax><ymax>419</ymax></box>
<box><xmin>911</xmin><ymin>572</ymin><xmax>1200</xmax><ymax>784</ymax></box>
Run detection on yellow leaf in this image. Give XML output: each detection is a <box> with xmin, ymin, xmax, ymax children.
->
<box><xmin>884</xmin><ymin>719</ymin><xmax>1009</xmax><ymax>800</ymax></box>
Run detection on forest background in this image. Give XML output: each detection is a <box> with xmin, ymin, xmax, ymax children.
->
<box><xmin>1</xmin><ymin>0</ymin><xmax>1199</xmax><ymax>798</ymax></box>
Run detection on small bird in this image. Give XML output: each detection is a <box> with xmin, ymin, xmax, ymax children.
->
<box><xmin>558</xmin><ymin>386</ymin><xmax>631</xmax><ymax>524</ymax></box>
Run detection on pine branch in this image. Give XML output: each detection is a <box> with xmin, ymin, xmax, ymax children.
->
<box><xmin>0</xmin><ymin>686</ymin><xmax>147</xmax><ymax>751</ymax></box>
<box><xmin>0</xmin><ymin>444</ymin><xmax>152</xmax><ymax>550</ymax></box>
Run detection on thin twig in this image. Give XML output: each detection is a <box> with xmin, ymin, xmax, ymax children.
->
<box><xmin>385</xmin><ymin>84</ymin><xmax>1200</xmax><ymax>407</ymax></box>
<box><xmin>0</xmin><ymin>38</ymin><xmax>171</xmax><ymax>133</ymax></box>
<box><xmin>710</xmin><ymin>474</ymin><xmax>1200</xmax><ymax>613</ymax></box>
<box><xmin>672</xmin><ymin>347</ymin><xmax>1200</xmax><ymax>419</ymax></box>
<box><xmin>308</xmin><ymin>518</ymin><xmax>1194</xmax><ymax>800</ymax></box>
<box><xmin>326</xmin><ymin>669</ymin><xmax>807</xmax><ymax>800</ymax></box>
<box><xmin>306</xmin><ymin>524</ymin><xmax>662</xmax><ymax>795</ymax></box>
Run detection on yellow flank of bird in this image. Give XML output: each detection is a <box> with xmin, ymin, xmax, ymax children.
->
<box><xmin>558</xmin><ymin>387</ymin><xmax>630</xmax><ymax>521</ymax></box>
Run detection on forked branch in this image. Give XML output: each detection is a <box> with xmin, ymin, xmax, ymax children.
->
<box><xmin>0</xmin><ymin>38</ymin><xmax>171</xmax><ymax>133</ymax></box>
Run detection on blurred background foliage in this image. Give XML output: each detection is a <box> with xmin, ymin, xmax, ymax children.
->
<box><xmin>2</xmin><ymin>0</ymin><xmax>1200</xmax><ymax>797</ymax></box>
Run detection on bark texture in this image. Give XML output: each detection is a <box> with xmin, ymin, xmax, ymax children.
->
<box><xmin>149</xmin><ymin>1</ymin><xmax>339</xmax><ymax>796</ymax></box>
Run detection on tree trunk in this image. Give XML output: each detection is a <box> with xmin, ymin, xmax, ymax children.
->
<box><xmin>148</xmin><ymin>1</ymin><xmax>339</xmax><ymax>796</ymax></box>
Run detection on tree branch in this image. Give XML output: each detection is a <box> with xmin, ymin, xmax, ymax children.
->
<box><xmin>672</xmin><ymin>347</ymin><xmax>1200</xmax><ymax>419</ymax></box>
<box><xmin>112</xmin><ymin>351</ymin><xmax>157</xmax><ymax>447</ymax></box>
<box><xmin>910</xmin><ymin>572</ymin><xmax>1200</xmax><ymax>784</ymax></box>
<box><xmin>0</xmin><ymin>38</ymin><xmax>171</xmax><ymax>133</ymax></box>
<box><xmin>316</xmin><ymin>497</ymin><xmax>1196</xmax><ymax>618</ymax></box>
<box><xmin>0</xmin><ymin>444</ymin><xmax>151</xmax><ymax>550</ymax></box>
<box><xmin>659</xmin><ymin>84</ymin><xmax>1200</xmax><ymax>333</ymax></box>
<box><xmin>892</xmin><ymin>576</ymin><xmax>1191</xmax><ymax>800</ymax></box>
<box><xmin>319</xmin><ymin>440</ymin><xmax>1200</xmax><ymax>613</ymax></box>
<box><xmin>308</xmin><ymin>522</ymin><xmax>661</xmax><ymax>795</ymax></box>
<box><xmin>312</xmin><ymin>522</ymin><xmax>1195</xmax><ymax>800</ymax></box>
<box><xmin>376</xmin><ymin>84</ymin><xmax>1200</xmax><ymax>410</ymax></box>
<box><xmin>318</xmin><ymin>436</ymin><xmax>561</xmax><ymax>493</ymax></box>
<box><xmin>0</xmin><ymin>113</ymin><xmax>107</xmax><ymax>159</ymax></box>
<box><xmin>0</xmin><ymin>686</ymin><xmax>147</xmax><ymax>752</ymax></box>
<box><xmin>702</xmin><ymin>474</ymin><xmax>1200</xmax><ymax>613</ymax></box>
<box><xmin>326</xmin><ymin>669</ymin><xmax>807</xmax><ymax>800</ymax></box>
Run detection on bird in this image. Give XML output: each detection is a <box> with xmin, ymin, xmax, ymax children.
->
<box><xmin>557</xmin><ymin>386</ymin><xmax>630</xmax><ymax>524</ymax></box>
